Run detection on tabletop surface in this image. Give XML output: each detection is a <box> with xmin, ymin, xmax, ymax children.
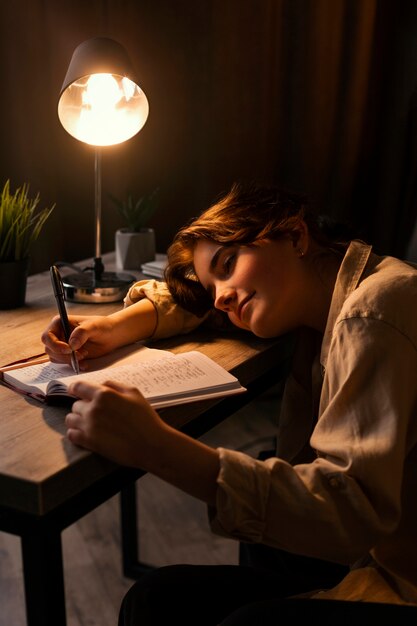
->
<box><xmin>0</xmin><ymin>254</ymin><xmax>289</xmax><ymax>516</ymax></box>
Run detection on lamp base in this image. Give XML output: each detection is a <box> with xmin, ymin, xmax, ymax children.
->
<box><xmin>62</xmin><ymin>270</ymin><xmax>136</xmax><ymax>303</ymax></box>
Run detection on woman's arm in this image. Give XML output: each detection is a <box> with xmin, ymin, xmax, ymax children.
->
<box><xmin>65</xmin><ymin>379</ymin><xmax>220</xmax><ymax>505</ymax></box>
<box><xmin>210</xmin><ymin>318</ymin><xmax>417</xmax><ymax>564</ymax></box>
<box><xmin>41</xmin><ymin>298</ymin><xmax>158</xmax><ymax>367</ymax></box>
<box><xmin>42</xmin><ymin>278</ymin><xmax>208</xmax><ymax>367</ymax></box>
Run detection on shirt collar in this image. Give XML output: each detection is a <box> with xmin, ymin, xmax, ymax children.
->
<box><xmin>320</xmin><ymin>240</ymin><xmax>373</xmax><ymax>369</ymax></box>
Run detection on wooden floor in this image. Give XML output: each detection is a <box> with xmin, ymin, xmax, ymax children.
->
<box><xmin>0</xmin><ymin>385</ymin><xmax>282</xmax><ymax>626</ymax></box>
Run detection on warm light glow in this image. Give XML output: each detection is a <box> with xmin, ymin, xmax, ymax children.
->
<box><xmin>58</xmin><ymin>72</ymin><xmax>149</xmax><ymax>146</ymax></box>
<box><xmin>122</xmin><ymin>76</ymin><xmax>136</xmax><ymax>100</ymax></box>
<box><xmin>83</xmin><ymin>74</ymin><xmax>122</xmax><ymax>109</ymax></box>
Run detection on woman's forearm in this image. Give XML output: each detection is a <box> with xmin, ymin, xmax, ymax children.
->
<box><xmin>104</xmin><ymin>300</ymin><xmax>221</xmax><ymax>503</ymax></box>
<box><xmin>141</xmin><ymin>421</ymin><xmax>220</xmax><ymax>506</ymax></box>
<box><xmin>66</xmin><ymin>373</ymin><xmax>221</xmax><ymax>505</ymax></box>
<box><xmin>108</xmin><ymin>298</ymin><xmax>158</xmax><ymax>348</ymax></box>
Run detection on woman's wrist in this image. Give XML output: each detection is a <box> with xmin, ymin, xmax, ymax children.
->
<box><xmin>142</xmin><ymin>421</ymin><xmax>220</xmax><ymax>506</ymax></box>
<box><xmin>108</xmin><ymin>298</ymin><xmax>158</xmax><ymax>346</ymax></box>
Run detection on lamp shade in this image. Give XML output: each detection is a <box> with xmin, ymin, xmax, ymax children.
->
<box><xmin>58</xmin><ymin>37</ymin><xmax>149</xmax><ymax>146</ymax></box>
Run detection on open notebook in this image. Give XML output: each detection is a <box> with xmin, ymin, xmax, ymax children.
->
<box><xmin>0</xmin><ymin>344</ymin><xmax>246</xmax><ymax>408</ymax></box>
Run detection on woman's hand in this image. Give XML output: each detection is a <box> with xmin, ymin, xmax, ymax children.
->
<box><xmin>65</xmin><ymin>379</ymin><xmax>221</xmax><ymax>505</ymax></box>
<box><xmin>41</xmin><ymin>298</ymin><xmax>158</xmax><ymax>369</ymax></box>
<box><xmin>41</xmin><ymin>315</ymin><xmax>119</xmax><ymax>368</ymax></box>
<box><xmin>65</xmin><ymin>379</ymin><xmax>165</xmax><ymax>469</ymax></box>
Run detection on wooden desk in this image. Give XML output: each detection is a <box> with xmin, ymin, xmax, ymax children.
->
<box><xmin>0</xmin><ymin>256</ymin><xmax>293</xmax><ymax>626</ymax></box>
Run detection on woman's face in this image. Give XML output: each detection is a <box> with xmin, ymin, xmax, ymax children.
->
<box><xmin>193</xmin><ymin>236</ymin><xmax>309</xmax><ymax>338</ymax></box>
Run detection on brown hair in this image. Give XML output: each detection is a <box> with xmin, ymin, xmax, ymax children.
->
<box><xmin>165</xmin><ymin>182</ymin><xmax>350</xmax><ymax>317</ymax></box>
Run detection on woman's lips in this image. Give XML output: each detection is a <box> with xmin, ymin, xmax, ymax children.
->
<box><xmin>237</xmin><ymin>293</ymin><xmax>255</xmax><ymax>322</ymax></box>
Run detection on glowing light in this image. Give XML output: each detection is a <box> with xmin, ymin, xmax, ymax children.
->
<box><xmin>84</xmin><ymin>74</ymin><xmax>122</xmax><ymax>109</ymax></box>
<box><xmin>122</xmin><ymin>76</ymin><xmax>136</xmax><ymax>101</ymax></box>
<box><xmin>58</xmin><ymin>73</ymin><xmax>149</xmax><ymax>146</ymax></box>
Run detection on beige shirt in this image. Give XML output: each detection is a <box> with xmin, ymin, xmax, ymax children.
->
<box><xmin>125</xmin><ymin>241</ymin><xmax>417</xmax><ymax>605</ymax></box>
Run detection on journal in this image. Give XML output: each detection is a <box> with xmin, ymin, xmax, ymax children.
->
<box><xmin>0</xmin><ymin>345</ymin><xmax>246</xmax><ymax>408</ymax></box>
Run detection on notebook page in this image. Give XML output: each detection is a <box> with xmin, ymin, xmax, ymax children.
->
<box><xmin>55</xmin><ymin>351</ymin><xmax>239</xmax><ymax>400</ymax></box>
<box><xmin>2</xmin><ymin>345</ymin><xmax>166</xmax><ymax>395</ymax></box>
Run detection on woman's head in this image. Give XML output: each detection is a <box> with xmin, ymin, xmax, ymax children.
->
<box><xmin>165</xmin><ymin>182</ymin><xmax>350</xmax><ymax>325</ymax></box>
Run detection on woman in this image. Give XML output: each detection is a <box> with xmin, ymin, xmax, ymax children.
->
<box><xmin>42</xmin><ymin>183</ymin><xmax>417</xmax><ymax>625</ymax></box>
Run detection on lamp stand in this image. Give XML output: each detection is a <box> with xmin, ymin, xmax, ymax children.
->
<box><xmin>93</xmin><ymin>148</ymin><xmax>105</xmax><ymax>280</ymax></box>
<box><xmin>61</xmin><ymin>148</ymin><xmax>137</xmax><ymax>303</ymax></box>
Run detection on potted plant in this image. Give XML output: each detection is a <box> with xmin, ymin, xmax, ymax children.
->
<box><xmin>0</xmin><ymin>180</ymin><xmax>55</xmax><ymax>309</ymax></box>
<box><xmin>111</xmin><ymin>188</ymin><xmax>159</xmax><ymax>271</ymax></box>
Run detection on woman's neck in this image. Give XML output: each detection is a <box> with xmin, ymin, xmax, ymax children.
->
<box><xmin>304</xmin><ymin>247</ymin><xmax>343</xmax><ymax>333</ymax></box>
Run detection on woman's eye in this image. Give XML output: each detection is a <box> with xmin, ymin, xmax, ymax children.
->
<box><xmin>223</xmin><ymin>253</ymin><xmax>236</xmax><ymax>273</ymax></box>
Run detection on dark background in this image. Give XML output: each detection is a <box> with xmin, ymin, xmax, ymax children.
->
<box><xmin>1</xmin><ymin>0</ymin><xmax>417</xmax><ymax>275</ymax></box>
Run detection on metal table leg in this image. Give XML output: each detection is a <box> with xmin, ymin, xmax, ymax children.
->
<box><xmin>21</xmin><ymin>526</ymin><xmax>66</xmax><ymax>626</ymax></box>
<box><xmin>120</xmin><ymin>482</ymin><xmax>154</xmax><ymax>579</ymax></box>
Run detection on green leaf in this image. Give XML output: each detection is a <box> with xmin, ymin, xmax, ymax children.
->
<box><xmin>109</xmin><ymin>188</ymin><xmax>160</xmax><ymax>232</ymax></box>
<box><xmin>0</xmin><ymin>180</ymin><xmax>55</xmax><ymax>261</ymax></box>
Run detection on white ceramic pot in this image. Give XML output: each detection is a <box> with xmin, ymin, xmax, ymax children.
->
<box><xmin>115</xmin><ymin>228</ymin><xmax>156</xmax><ymax>270</ymax></box>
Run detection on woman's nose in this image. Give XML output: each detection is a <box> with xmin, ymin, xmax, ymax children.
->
<box><xmin>214</xmin><ymin>285</ymin><xmax>236</xmax><ymax>311</ymax></box>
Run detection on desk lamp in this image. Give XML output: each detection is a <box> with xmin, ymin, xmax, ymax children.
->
<box><xmin>58</xmin><ymin>37</ymin><xmax>149</xmax><ymax>302</ymax></box>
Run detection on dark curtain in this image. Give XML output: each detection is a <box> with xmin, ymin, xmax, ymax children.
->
<box><xmin>0</xmin><ymin>0</ymin><xmax>417</xmax><ymax>274</ymax></box>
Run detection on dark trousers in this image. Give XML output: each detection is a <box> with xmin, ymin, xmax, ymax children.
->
<box><xmin>118</xmin><ymin>559</ymin><xmax>417</xmax><ymax>625</ymax></box>
<box><xmin>118</xmin><ymin>544</ymin><xmax>351</xmax><ymax>626</ymax></box>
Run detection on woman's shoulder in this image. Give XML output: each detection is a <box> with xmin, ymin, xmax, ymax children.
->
<box><xmin>339</xmin><ymin>252</ymin><xmax>417</xmax><ymax>339</ymax></box>
<box><xmin>359</xmin><ymin>251</ymin><xmax>417</xmax><ymax>298</ymax></box>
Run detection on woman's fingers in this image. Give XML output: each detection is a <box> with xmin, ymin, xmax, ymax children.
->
<box><xmin>65</xmin><ymin>381</ymin><xmax>103</xmax><ymax>447</ymax></box>
<box><xmin>64</xmin><ymin>379</ymin><xmax>161</xmax><ymax>467</ymax></box>
<box><xmin>42</xmin><ymin>315</ymin><xmax>108</xmax><ymax>364</ymax></box>
<box><xmin>67</xmin><ymin>379</ymin><xmax>102</xmax><ymax>400</ymax></box>
<box><xmin>68</xmin><ymin>324</ymin><xmax>95</xmax><ymax>352</ymax></box>
<box><xmin>66</xmin><ymin>427</ymin><xmax>86</xmax><ymax>447</ymax></box>
<box><xmin>41</xmin><ymin>315</ymin><xmax>81</xmax><ymax>361</ymax></box>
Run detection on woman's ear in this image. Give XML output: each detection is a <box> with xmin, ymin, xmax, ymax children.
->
<box><xmin>290</xmin><ymin>219</ymin><xmax>309</xmax><ymax>257</ymax></box>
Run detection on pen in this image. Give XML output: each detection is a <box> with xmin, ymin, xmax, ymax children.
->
<box><xmin>50</xmin><ymin>265</ymin><xmax>80</xmax><ymax>375</ymax></box>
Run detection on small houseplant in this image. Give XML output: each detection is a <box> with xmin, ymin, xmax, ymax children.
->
<box><xmin>0</xmin><ymin>180</ymin><xmax>55</xmax><ymax>309</ymax></box>
<box><xmin>111</xmin><ymin>188</ymin><xmax>159</xmax><ymax>270</ymax></box>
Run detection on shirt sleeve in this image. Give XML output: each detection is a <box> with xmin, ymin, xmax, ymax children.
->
<box><xmin>209</xmin><ymin>317</ymin><xmax>417</xmax><ymax>565</ymax></box>
<box><xmin>124</xmin><ymin>279</ymin><xmax>208</xmax><ymax>339</ymax></box>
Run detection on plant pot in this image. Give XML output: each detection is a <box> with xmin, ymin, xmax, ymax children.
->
<box><xmin>115</xmin><ymin>228</ymin><xmax>156</xmax><ymax>270</ymax></box>
<box><xmin>0</xmin><ymin>257</ymin><xmax>29</xmax><ymax>309</ymax></box>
